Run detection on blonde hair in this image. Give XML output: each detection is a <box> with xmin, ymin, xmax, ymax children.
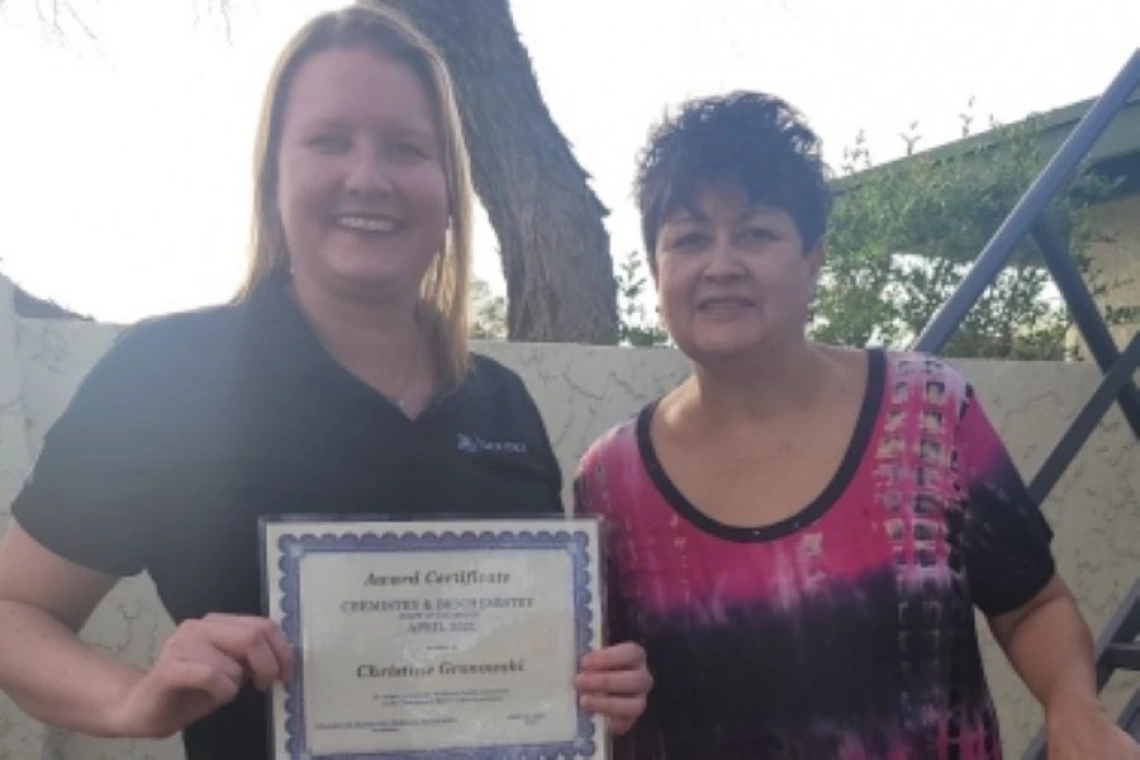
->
<box><xmin>235</xmin><ymin>2</ymin><xmax>474</xmax><ymax>386</ymax></box>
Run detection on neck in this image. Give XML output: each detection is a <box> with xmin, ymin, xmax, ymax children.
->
<box><xmin>290</xmin><ymin>274</ymin><xmax>425</xmax><ymax>376</ymax></box>
<box><xmin>686</xmin><ymin>339</ymin><xmax>830</xmax><ymax>424</ymax></box>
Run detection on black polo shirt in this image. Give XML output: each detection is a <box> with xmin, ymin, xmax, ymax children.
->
<box><xmin>11</xmin><ymin>273</ymin><xmax>563</xmax><ymax>759</ymax></box>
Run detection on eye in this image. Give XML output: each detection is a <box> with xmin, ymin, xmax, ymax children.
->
<box><xmin>668</xmin><ymin>232</ymin><xmax>710</xmax><ymax>252</ymax></box>
<box><xmin>307</xmin><ymin>133</ymin><xmax>350</xmax><ymax>154</ymax></box>
<box><xmin>388</xmin><ymin>141</ymin><xmax>427</xmax><ymax>162</ymax></box>
<box><xmin>741</xmin><ymin>226</ymin><xmax>777</xmax><ymax>243</ymax></box>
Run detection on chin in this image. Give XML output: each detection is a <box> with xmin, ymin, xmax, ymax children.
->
<box><xmin>685</xmin><ymin>327</ymin><xmax>765</xmax><ymax>359</ymax></box>
<box><xmin>324</xmin><ymin>253</ymin><xmax>419</xmax><ymax>290</ymax></box>
<box><xmin>681</xmin><ymin>341</ymin><xmax>754</xmax><ymax>365</ymax></box>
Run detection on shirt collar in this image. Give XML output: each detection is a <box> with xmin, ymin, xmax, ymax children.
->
<box><xmin>240</xmin><ymin>269</ymin><xmax>332</xmax><ymax>378</ymax></box>
<box><xmin>238</xmin><ymin>270</ymin><xmax>503</xmax><ymax>405</ymax></box>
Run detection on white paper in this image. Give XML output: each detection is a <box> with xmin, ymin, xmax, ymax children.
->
<box><xmin>263</xmin><ymin>517</ymin><xmax>606</xmax><ymax>759</ymax></box>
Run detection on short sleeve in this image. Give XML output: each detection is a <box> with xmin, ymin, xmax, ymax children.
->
<box><xmin>11</xmin><ymin>325</ymin><xmax>179</xmax><ymax>577</ymax></box>
<box><xmin>485</xmin><ymin>360</ymin><xmax>564</xmax><ymax>513</ymax></box>
<box><xmin>519</xmin><ymin>389</ymin><xmax>564</xmax><ymax>513</ymax></box>
<box><xmin>956</xmin><ymin>384</ymin><xmax>1056</xmax><ymax>616</ymax></box>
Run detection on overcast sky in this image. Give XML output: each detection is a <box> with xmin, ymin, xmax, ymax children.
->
<box><xmin>1</xmin><ymin>0</ymin><xmax>1137</xmax><ymax>322</ymax></box>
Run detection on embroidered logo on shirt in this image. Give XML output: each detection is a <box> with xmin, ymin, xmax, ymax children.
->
<box><xmin>457</xmin><ymin>433</ymin><xmax>527</xmax><ymax>455</ymax></box>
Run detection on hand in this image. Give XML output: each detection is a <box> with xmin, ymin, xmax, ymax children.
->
<box><xmin>106</xmin><ymin>613</ymin><xmax>292</xmax><ymax>739</ymax></box>
<box><xmin>573</xmin><ymin>642</ymin><xmax>652</xmax><ymax>735</ymax></box>
<box><xmin>1046</xmin><ymin>698</ymin><xmax>1140</xmax><ymax>759</ymax></box>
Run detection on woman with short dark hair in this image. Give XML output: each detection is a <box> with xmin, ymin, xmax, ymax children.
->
<box><xmin>575</xmin><ymin>91</ymin><xmax>1137</xmax><ymax>759</ymax></box>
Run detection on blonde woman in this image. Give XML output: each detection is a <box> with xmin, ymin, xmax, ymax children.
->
<box><xmin>0</xmin><ymin>6</ymin><xmax>649</xmax><ymax>758</ymax></box>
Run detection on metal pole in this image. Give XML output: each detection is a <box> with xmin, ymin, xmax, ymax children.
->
<box><xmin>1032</xmin><ymin>222</ymin><xmax>1140</xmax><ymax>437</ymax></box>
<box><xmin>915</xmin><ymin>49</ymin><xmax>1140</xmax><ymax>353</ymax></box>
<box><xmin>1028</xmin><ymin>332</ymin><xmax>1140</xmax><ymax>504</ymax></box>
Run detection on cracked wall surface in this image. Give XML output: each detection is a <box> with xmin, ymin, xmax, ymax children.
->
<box><xmin>0</xmin><ymin>282</ymin><xmax>1137</xmax><ymax>758</ymax></box>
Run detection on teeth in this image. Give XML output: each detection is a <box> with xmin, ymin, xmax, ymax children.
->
<box><xmin>338</xmin><ymin>215</ymin><xmax>395</xmax><ymax>232</ymax></box>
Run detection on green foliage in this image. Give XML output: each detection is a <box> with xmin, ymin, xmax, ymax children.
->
<box><xmin>615</xmin><ymin>250</ymin><xmax>670</xmax><ymax>347</ymax></box>
<box><xmin>470</xmin><ymin>277</ymin><xmax>507</xmax><ymax>340</ymax></box>
<box><xmin>471</xmin><ymin>252</ymin><xmax>671</xmax><ymax>347</ymax></box>
<box><xmin>814</xmin><ymin>103</ymin><xmax>1123</xmax><ymax>360</ymax></box>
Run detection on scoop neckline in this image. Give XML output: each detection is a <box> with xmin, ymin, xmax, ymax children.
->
<box><xmin>635</xmin><ymin>348</ymin><xmax>886</xmax><ymax>543</ymax></box>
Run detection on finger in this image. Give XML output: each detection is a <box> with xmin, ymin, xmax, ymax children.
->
<box><xmin>579</xmin><ymin>693</ymin><xmax>646</xmax><ymax>720</ymax></box>
<box><xmin>575</xmin><ymin>669</ymin><xmax>653</xmax><ymax>696</ymax></box>
<box><xmin>192</xmin><ymin>618</ymin><xmax>283</xmax><ymax>689</ymax></box>
<box><xmin>174</xmin><ymin>639</ymin><xmax>244</xmax><ymax>690</ymax></box>
<box><xmin>580</xmin><ymin>642</ymin><xmax>646</xmax><ymax>671</ymax></box>
<box><xmin>607</xmin><ymin>716</ymin><xmax>635</xmax><ymax>736</ymax></box>
<box><xmin>205</xmin><ymin>614</ymin><xmax>294</xmax><ymax>681</ymax></box>
<box><xmin>263</xmin><ymin>624</ymin><xmax>294</xmax><ymax>680</ymax></box>
<box><xmin>161</xmin><ymin>660</ymin><xmax>242</xmax><ymax>706</ymax></box>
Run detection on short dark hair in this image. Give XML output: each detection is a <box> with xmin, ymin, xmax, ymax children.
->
<box><xmin>634</xmin><ymin>91</ymin><xmax>832</xmax><ymax>269</ymax></box>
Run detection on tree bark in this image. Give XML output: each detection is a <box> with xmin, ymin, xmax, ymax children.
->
<box><xmin>380</xmin><ymin>0</ymin><xmax>618</xmax><ymax>344</ymax></box>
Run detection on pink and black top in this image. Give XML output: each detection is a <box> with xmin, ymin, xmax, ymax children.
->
<box><xmin>574</xmin><ymin>350</ymin><xmax>1055</xmax><ymax>759</ymax></box>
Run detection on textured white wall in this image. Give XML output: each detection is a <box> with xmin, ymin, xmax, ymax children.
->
<box><xmin>1</xmin><ymin>275</ymin><xmax>1137</xmax><ymax>758</ymax></box>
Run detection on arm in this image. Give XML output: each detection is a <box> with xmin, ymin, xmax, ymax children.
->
<box><xmin>1</xmin><ymin>323</ymin><xmax>290</xmax><ymax>739</ymax></box>
<box><xmin>952</xmin><ymin>379</ymin><xmax>1137</xmax><ymax>757</ymax></box>
<box><xmin>989</xmin><ymin>574</ymin><xmax>1097</xmax><ymax>716</ymax></box>
<box><xmin>0</xmin><ymin>522</ymin><xmax>293</xmax><ymax>739</ymax></box>
<box><xmin>0</xmin><ymin>523</ymin><xmax>139</xmax><ymax>736</ymax></box>
<box><xmin>989</xmin><ymin>575</ymin><xmax>1137</xmax><ymax>757</ymax></box>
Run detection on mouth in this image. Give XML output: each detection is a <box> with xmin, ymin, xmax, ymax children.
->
<box><xmin>697</xmin><ymin>296</ymin><xmax>755</xmax><ymax>311</ymax></box>
<box><xmin>334</xmin><ymin>214</ymin><xmax>401</xmax><ymax>234</ymax></box>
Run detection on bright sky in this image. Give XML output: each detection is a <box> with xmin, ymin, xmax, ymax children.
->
<box><xmin>0</xmin><ymin>0</ymin><xmax>1137</xmax><ymax>323</ymax></box>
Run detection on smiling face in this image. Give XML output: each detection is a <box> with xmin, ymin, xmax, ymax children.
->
<box><xmin>276</xmin><ymin>45</ymin><xmax>448</xmax><ymax>301</ymax></box>
<box><xmin>655</xmin><ymin>183</ymin><xmax>821</xmax><ymax>363</ymax></box>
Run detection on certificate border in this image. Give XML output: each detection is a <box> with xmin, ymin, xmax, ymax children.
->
<box><xmin>262</xmin><ymin>515</ymin><xmax>604</xmax><ymax>760</ymax></box>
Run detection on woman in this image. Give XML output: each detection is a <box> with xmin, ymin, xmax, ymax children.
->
<box><xmin>573</xmin><ymin>92</ymin><xmax>1138</xmax><ymax>758</ymax></box>
<box><xmin>0</xmin><ymin>6</ymin><xmax>649</xmax><ymax>758</ymax></box>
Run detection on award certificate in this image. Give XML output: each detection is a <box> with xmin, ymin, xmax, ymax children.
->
<box><xmin>261</xmin><ymin>516</ymin><xmax>607</xmax><ymax>759</ymax></box>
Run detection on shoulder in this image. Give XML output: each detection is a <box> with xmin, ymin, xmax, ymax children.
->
<box><xmin>880</xmin><ymin>350</ymin><xmax>973</xmax><ymax>413</ymax></box>
<box><xmin>572</xmin><ymin>410</ymin><xmax>645</xmax><ymax>520</ymax></box>
<box><xmin>576</xmin><ymin>410</ymin><xmax>643</xmax><ymax>486</ymax></box>
<box><xmin>446</xmin><ymin>352</ymin><xmax>556</xmax><ymax>458</ymax></box>
<box><xmin>457</xmin><ymin>353</ymin><xmax>544</xmax><ymax>423</ymax></box>
<box><xmin>99</xmin><ymin>303</ymin><xmax>242</xmax><ymax>374</ymax></box>
<box><xmin>69</xmin><ymin>303</ymin><xmax>244</xmax><ymax>413</ymax></box>
<box><xmin>464</xmin><ymin>353</ymin><xmax>530</xmax><ymax>397</ymax></box>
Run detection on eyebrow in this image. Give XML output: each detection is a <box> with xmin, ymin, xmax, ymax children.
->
<box><xmin>664</xmin><ymin>206</ymin><xmax>706</xmax><ymax>224</ymax></box>
<box><xmin>301</xmin><ymin>118</ymin><xmax>437</xmax><ymax>139</ymax></box>
<box><xmin>664</xmin><ymin>205</ymin><xmax>780</xmax><ymax>226</ymax></box>
<box><xmin>736</xmin><ymin>208</ymin><xmax>780</xmax><ymax>224</ymax></box>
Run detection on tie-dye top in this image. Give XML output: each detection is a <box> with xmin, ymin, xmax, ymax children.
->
<box><xmin>573</xmin><ymin>350</ymin><xmax>1055</xmax><ymax>760</ymax></box>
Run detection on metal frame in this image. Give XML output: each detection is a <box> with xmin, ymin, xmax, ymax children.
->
<box><xmin>915</xmin><ymin>48</ymin><xmax>1140</xmax><ymax>355</ymax></box>
<box><xmin>893</xmin><ymin>47</ymin><xmax>1140</xmax><ymax>755</ymax></box>
<box><xmin>1031</xmin><ymin>223</ymin><xmax>1140</xmax><ymax>437</ymax></box>
<box><xmin>1123</xmin><ymin>690</ymin><xmax>1140</xmax><ymax>741</ymax></box>
<box><xmin>912</xmin><ymin>47</ymin><xmax>1140</xmax><ymax>504</ymax></box>
<box><xmin>1028</xmin><ymin>333</ymin><xmax>1140</xmax><ymax>503</ymax></box>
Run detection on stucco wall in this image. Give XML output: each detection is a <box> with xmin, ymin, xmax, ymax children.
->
<box><xmin>1</xmin><ymin>274</ymin><xmax>1137</xmax><ymax>759</ymax></box>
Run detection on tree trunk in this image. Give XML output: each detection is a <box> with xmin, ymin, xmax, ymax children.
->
<box><xmin>380</xmin><ymin>0</ymin><xmax>618</xmax><ymax>344</ymax></box>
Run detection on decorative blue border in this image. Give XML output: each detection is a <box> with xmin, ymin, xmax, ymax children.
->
<box><xmin>276</xmin><ymin>529</ymin><xmax>598</xmax><ymax>760</ymax></box>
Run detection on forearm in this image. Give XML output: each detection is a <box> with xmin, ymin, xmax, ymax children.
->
<box><xmin>0</xmin><ymin>600</ymin><xmax>144</xmax><ymax>736</ymax></box>
<box><xmin>990</xmin><ymin>576</ymin><xmax>1101</xmax><ymax>715</ymax></box>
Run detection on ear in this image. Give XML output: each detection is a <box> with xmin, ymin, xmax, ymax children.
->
<box><xmin>805</xmin><ymin>239</ymin><xmax>826</xmax><ymax>282</ymax></box>
<box><xmin>807</xmin><ymin>238</ymin><xmax>825</xmax><ymax>276</ymax></box>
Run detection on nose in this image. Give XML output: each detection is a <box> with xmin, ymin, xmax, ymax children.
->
<box><xmin>703</xmin><ymin>238</ymin><xmax>745</xmax><ymax>280</ymax></box>
<box><xmin>343</xmin><ymin>145</ymin><xmax>395</xmax><ymax>197</ymax></box>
